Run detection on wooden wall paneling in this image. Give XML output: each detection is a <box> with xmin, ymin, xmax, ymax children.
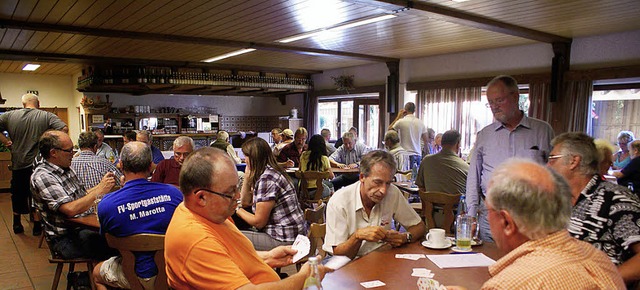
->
<box><xmin>0</xmin><ymin>28</ymin><xmax>20</xmax><ymax>49</ymax></box>
<box><xmin>42</xmin><ymin>0</ymin><xmax>78</xmax><ymax>24</ymax></box>
<box><xmin>72</xmin><ymin>0</ymin><xmax>119</xmax><ymax>27</ymax></box>
<box><xmin>21</xmin><ymin>31</ymin><xmax>47</xmax><ymax>51</ymax></box>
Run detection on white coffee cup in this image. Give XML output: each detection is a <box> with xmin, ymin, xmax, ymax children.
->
<box><xmin>425</xmin><ymin>228</ymin><xmax>446</xmax><ymax>247</ymax></box>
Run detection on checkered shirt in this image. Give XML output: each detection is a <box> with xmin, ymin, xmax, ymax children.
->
<box><xmin>329</xmin><ymin>142</ymin><xmax>370</xmax><ymax>165</ymax></box>
<box><xmin>30</xmin><ymin>160</ymin><xmax>93</xmax><ymax>237</ymax></box>
<box><xmin>252</xmin><ymin>166</ymin><xmax>307</xmax><ymax>242</ymax></box>
<box><xmin>484</xmin><ymin>231</ymin><xmax>625</xmax><ymax>289</ymax></box>
<box><xmin>71</xmin><ymin>150</ymin><xmax>122</xmax><ymax>189</ymax></box>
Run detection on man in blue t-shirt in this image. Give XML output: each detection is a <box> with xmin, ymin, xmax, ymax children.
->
<box><xmin>94</xmin><ymin>141</ymin><xmax>183</xmax><ymax>289</ymax></box>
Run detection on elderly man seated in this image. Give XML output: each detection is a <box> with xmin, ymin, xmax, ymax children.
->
<box><xmin>329</xmin><ymin>131</ymin><xmax>370</xmax><ymax>190</ymax></box>
<box><xmin>164</xmin><ymin>147</ymin><xmax>332</xmax><ymax>288</ymax></box>
<box><xmin>383</xmin><ymin>130</ymin><xmax>410</xmax><ymax>181</ymax></box>
<box><xmin>324</xmin><ymin>150</ymin><xmax>426</xmax><ymax>259</ymax></box>
<box><xmin>210</xmin><ymin>130</ymin><xmax>242</xmax><ymax>164</ymax></box>
<box><xmin>416</xmin><ymin>130</ymin><xmax>469</xmax><ymax>194</ymax></box>
<box><xmin>136</xmin><ymin>130</ymin><xmax>164</xmax><ymax>165</ymax></box>
<box><xmin>151</xmin><ymin>136</ymin><xmax>194</xmax><ymax>186</ymax></box>
<box><xmin>448</xmin><ymin>159</ymin><xmax>625</xmax><ymax>289</ymax></box>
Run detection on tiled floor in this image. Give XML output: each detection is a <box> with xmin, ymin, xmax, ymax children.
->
<box><xmin>0</xmin><ymin>191</ymin><xmax>298</xmax><ymax>289</ymax></box>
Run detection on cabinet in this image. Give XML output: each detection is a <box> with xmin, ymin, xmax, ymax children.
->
<box><xmin>84</xmin><ymin>113</ymin><xmax>219</xmax><ymax>135</ymax></box>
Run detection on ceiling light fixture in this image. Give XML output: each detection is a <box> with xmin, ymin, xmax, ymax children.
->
<box><xmin>22</xmin><ymin>64</ymin><xmax>41</xmax><ymax>71</ymax></box>
<box><xmin>201</xmin><ymin>48</ymin><xmax>256</xmax><ymax>63</ymax></box>
<box><xmin>276</xmin><ymin>13</ymin><xmax>397</xmax><ymax>43</ymax></box>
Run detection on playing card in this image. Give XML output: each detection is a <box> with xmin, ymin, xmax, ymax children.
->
<box><xmin>291</xmin><ymin>235</ymin><xmax>310</xmax><ymax>263</ymax></box>
<box><xmin>360</xmin><ymin>280</ymin><xmax>386</xmax><ymax>288</ymax></box>
<box><xmin>411</xmin><ymin>268</ymin><xmax>433</xmax><ymax>278</ymax></box>
<box><xmin>395</xmin><ymin>254</ymin><xmax>426</xmax><ymax>260</ymax></box>
<box><xmin>324</xmin><ymin>255</ymin><xmax>351</xmax><ymax>270</ymax></box>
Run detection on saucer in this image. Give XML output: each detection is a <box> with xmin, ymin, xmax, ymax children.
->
<box><xmin>421</xmin><ymin>240</ymin><xmax>452</xmax><ymax>249</ymax></box>
<box><xmin>451</xmin><ymin>246</ymin><xmax>473</xmax><ymax>253</ymax></box>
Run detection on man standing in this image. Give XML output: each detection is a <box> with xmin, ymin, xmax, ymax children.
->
<box><xmin>453</xmin><ymin>159</ymin><xmax>624</xmax><ymax>289</ymax></box>
<box><xmin>164</xmin><ymin>147</ymin><xmax>331</xmax><ymax>288</ymax></box>
<box><xmin>321</xmin><ymin>128</ymin><xmax>336</xmax><ymax>155</ymax></box>
<box><xmin>93</xmin><ymin>141</ymin><xmax>183</xmax><ymax>290</ymax></box>
<box><xmin>93</xmin><ymin>128</ymin><xmax>117</xmax><ymax>163</ymax></box>
<box><xmin>71</xmin><ymin>131</ymin><xmax>122</xmax><ymax>189</ymax></box>
<box><xmin>0</xmin><ymin>93</ymin><xmax>68</xmax><ymax>235</ymax></box>
<box><xmin>136</xmin><ymin>130</ymin><xmax>164</xmax><ymax>165</ymax></box>
<box><xmin>152</xmin><ymin>136</ymin><xmax>195</xmax><ymax>186</ymax></box>
<box><xmin>324</xmin><ymin>151</ymin><xmax>426</xmax><ymax>259</ymax></box>
<box><xmin>547</xmin><ymin>132</ymin><xmax>640</xmax><ymax>285</ymax></box>
<box><xmin>277</xmin><ymin>127</ymin><xmax>308</xmax><ymax>168</ymax></box>
<box><xmin>329</xmin><ymin>132</ymin><xmax>370</xmax><ymax>190</ymax></box>
<box><xmin>31</xmin><ymin>130</ymin><xmax>117</xmax><ymax>259</ymax></box>
<box><xmin>389</xmin><ymin>102</ymin><xmax>428</xmax><ymax>166</ymax></box>
<box><xmin>416</xmin><ymin>130</ymin><xmax>469</xmax><ymax>194</ymax></box>
<box><xmin>466</xmin><ymin>75</ymin><xmax>554</xmax><ymax>241</ymax></box>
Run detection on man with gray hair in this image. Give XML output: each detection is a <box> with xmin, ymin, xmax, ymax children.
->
<box><xmin>93</xmin><ymin>128</ymin><xmax>117</xmax><ymax>163</ymax></box>
<box><xmin>0</xmin><ymin>93</ymin><xmax>68</xmax><ymax>235</ymax></box>
<box><xmin>72</xmin><ymin>131</ymin><xmax>122</xmax><ymax>189</ymax></box>
<box><xmin>467</xmin><ymin>75</ymin><xmax>554</xmax><ymax>241</ymax></box>
<box><xmin>94</xmin><ymin>141</ymin><xmax>183</xmax><ymax>290</ymax></box>
<box><xmin>324</xmin><ymin>150</ymin><xmax>425</xmax><ymax>259</ymax></box>
<box><xmin>452</xmin><ymin>159</ymin><xmax>624</xmax><ymax>289</ymax></box>
<box><xmin>321</xmin><ymin>128</ymin><xmax>336</xmax><ymax>155</ymax></box>
<box><xmin>135</xmin><ymin>130</ymin><xmax>164</xmax><ymax>165</ymax></box>
<box><xmin>416</xmin><ymin>130</ymin><xmax>469</xmax><ymax>194</ymax></box>
<box><xmin>389</xmin><ymin>102</ymin><xmax>428</xmax><ymax>166</ymax></box>
<box><xmin>547</xmin><ymin>132</ymin><xmax>640</xmax><ymax>285</ymax></box>
<box><xmin>210</xmin><ymin>130</ymin><xmax>241</xmax><ymax>164</ymax></box>
<box><xmin>329</xmin><ymin>131</ymin><xmax>370</xmax><ymax>190</ymax></box>
<box><xmin>383</xmin><ymin>130</ymin><xmax>410</xmax><ymax>180</ymax></box>
<box><xmin>152</xmin><ymin>136</ymin><xmax>195</xmax><ymax>186</ymax></box>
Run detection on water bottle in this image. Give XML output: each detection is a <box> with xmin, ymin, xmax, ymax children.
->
<box><xmin>455</xmin><ymin>194</ymin><xmax>468</xmax><ymax>240</ymax></box>
<box><xmin>303</xmin><ymin>257</ymin><xmax>322</xmax><ymax>290</ymax></box>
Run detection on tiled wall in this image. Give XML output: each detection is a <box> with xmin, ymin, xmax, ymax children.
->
<box><xmin>219</xmin><ymin>116</ymin><xmax>281</xmax><ymax>132</ymax></box>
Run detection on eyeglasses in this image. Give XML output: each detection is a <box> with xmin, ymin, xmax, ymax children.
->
<box><xmin>548</xmin><ymin>154</ymin><xmax>564</xmax><ymax>160</ymax></box>
<box><xmin>485</xmin><ymin>97</ymin><xmax>508</xmax><ymax>108</ymax></box>
<box><xmin>54</xmin><ymin>147</ymin><xmax>74</xmax><ymax>154</ymax></box>
<box><xmin>195</xmin><ymin>188</ymin><xmax>237</xmax><ymax>200</ymax></box>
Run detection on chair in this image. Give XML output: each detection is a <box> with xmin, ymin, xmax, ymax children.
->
<box><xmin>105</xmin><ymin>233</ymin><xmax>168</xmax><ymax>290</ymax></box>
<box><xmin>296</xmin><ymin>223</ymin><xmax>326</xmax><ymax>270</ymax></box>
<box><xmin>295</xmin><ymin>170</ymin><xmax>333</xmax><ymax>207</ymax></box>
<box><xmin>44</xmin><ymin>233</ymin><xmax>96</xmax><ymax>290</ymax></box>
<box><xmin>304</xmin><ymin>201</ymin><xmax>326</xmax><ymax>224</ymax></box>
<box><xmin>419</xmin><ymin>190</ymin><xmax>461</xmax><ymax>235</ymax></box>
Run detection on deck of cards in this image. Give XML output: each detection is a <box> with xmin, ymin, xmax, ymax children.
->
<box><xmin>417</xmin><ymin>277</ymin><xmax>447</xmax><ymax>290</ymax></box>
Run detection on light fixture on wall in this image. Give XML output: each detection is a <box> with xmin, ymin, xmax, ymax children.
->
<box><xmin>22</xmin><ymin>64</ymin><xmax>41</xmax><ymax>71</ymax></box>
<box><xmin>201</xmin><ymin>48</ymin><xmax>256</xmax><ymax>63</ymax></box>
<box><xmin>276</xmin><ymin>13</ymin><xmax>397</xmax><ymax>43</ymax></box>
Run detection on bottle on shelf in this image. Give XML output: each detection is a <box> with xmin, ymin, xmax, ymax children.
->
<box><xmin>303</xmin><ymin>257</ymin><xmax>322</xmax><ymax>290</ymax></box>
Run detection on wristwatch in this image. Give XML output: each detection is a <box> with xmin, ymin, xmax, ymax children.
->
<box><xmin>406</xmin><ymin>232</ymin><xmax>413</xmax><ymax>243</ymax></box>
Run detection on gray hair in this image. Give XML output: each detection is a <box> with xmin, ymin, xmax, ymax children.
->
<box><xmin>487</xmin><ymin>75</ymin><xmax>519</xmax><ymax>94</ymax></box>
<box><xmin>551</xmin><ymin>132</ymin><xmax>599</xmax><ymax>176</ymax></box>
<box><xmin>78</xmin><ymin>131</ymin><xmax>98</xmax><ymax>149</ymax></box>
<box><xmin>342</xmin><ymin>132</ymin><xmax>355</xmax><ymax>141</ymax></box>
<box><xmin>487</xmin><ymin>159</ymin><xmax>572</xmax><ymax>240</ymax></box>
<box><xmin>180</xmin><ymin>147</ymin><xmax>235</xmax><ymax>195</ymax></box>
<box><xmin>174</xmin><ymin>136</ymin><xmax>194</xmax><ymax>149</ymax></box>
<box><xmin>217</xmin><ymin>131</ymin><xmax>229</xmax><ymax>141</ymax></box>
<box><xmin>360</xmin><ymin>150</ymin><xmax>397</xmax><ymax>177</ymax></box>
<box><xmin>136</xmin><ymin>130</ymin><xmax>152</xmax><ymax>142</ymax></box>
<box><xmin>441</xmin><ymin>130</ymin><xmax>461</xmax><ymax>146</ymax></box>
<box><xmin>404</xmin><ymin>102</ymin><xmax>416</xmax><ymax>113</ymax></box>
<box><xmin>617</xmin><ymin>130</ymin><xmax>635</xmax><ymax>145</ymax></box>
<box><xmin>21</xmin><ymin>93</ymin><xmax>38</xmax><ymax>104</ymax></box>
<box><xmin>384</xmin><ymin>130</ymin><xmax>400</xmax><ymax>145</ymax></box>
<box><xmin>92</xmin><ymin>128</ymin><xmax>104</xmax><ymax>137</ymax></box>
<box><xmin>320</xmin><ymin>128</ymin><xmax>331</xmax><ymax>138</ymax></box>
<box><xmin>120</xmin><ymin>141</ymin><xmax>152</xmax><ymax>174</ymax></box>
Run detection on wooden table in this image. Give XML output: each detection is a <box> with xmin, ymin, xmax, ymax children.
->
<box><xmin>67</xmin><ymin>214</ymin><xmax>100</xmax><ymax>230</ymax></box>
<box><xmin>322</xmin><ymin>241</ymin><xmax>501</xmax><ymax>289</ymax></box>
<box><xmin>394</xmin><ymin>181</ymin><xmax>419</xmax><ymax>194</ymax></box>
<box><xmin>285</xmin><ymin>167</ymin><xmax>359</xmax><ymax>174</ymax></box>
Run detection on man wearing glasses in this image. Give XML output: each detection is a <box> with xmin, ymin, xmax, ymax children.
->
<box><xmin>466</xmin><ymin>75</ymin><xmax>554</xmax><ymax>242</ymax></box>
<box><xmin>31</xmin><ymin>130</ymin><xmax>117</xmax><ymax>260</ymax></box>
<box><xmin>165</xmin><ymin>147</ymin><xmax>331</xmax><ymax>289</ymax></box>
<box><xmin>151</xmin><ymin>136</ymin><xmax>194</xmax><ymax>186</ymax></box>
<box><xmin>94</xmin><ymin>141</ymin><xmax>183</xmax><ymax>290</ymax></box>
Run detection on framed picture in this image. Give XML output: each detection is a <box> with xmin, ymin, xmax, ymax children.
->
<box><xmin>92</xmin><ymin>114</ymin><xmax>104</xmax><ymax>124</ymax></box>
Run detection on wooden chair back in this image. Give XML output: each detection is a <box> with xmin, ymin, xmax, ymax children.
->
<box><xmin>304</xmin><ymin>202</ymin><xmax>326</xmax><ymax>224</ymax></box>
<box><xmin>419</xmin><ymin>190</ymin><xmax>461</xmax><ymax>235</ymax></box>
<box><xmin>105</xmin><ymin>233</ymin><xmax>168</xmax><ymax>290</ymax></box>
<box><xmin>296</xmin><ymin>223</ymin><xmax>327</xmax><ymax>270</ymax></box>
<box><xmin>43</xmin><ymin>230</ymin><xmax>96</xmax><ymax>290</ymax></box>
<box><xmin>295</xmin><ymin>170</ymin><xmax>332</xmax><ymax>204</ymax></box>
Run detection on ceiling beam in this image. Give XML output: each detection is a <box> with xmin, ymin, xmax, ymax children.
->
<box><xmin>0</xmin><ymin>19</ymin><xmax>398</xmax><ymax>63</ymax></box>
<box><xmin>371</xmin><ymin>0</ymin><xmax>571</xmax><ymax>43</ymax></box>
<box><xmin>0</xmin><ymin>49</ymin><xmax>322</xmax><ymax>75</ymax></box>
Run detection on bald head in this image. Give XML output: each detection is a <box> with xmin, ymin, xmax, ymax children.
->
<box><xmin>120</xmin><ymin>141</ymin><xmax>153</xmax><ymax>174</ymax></box>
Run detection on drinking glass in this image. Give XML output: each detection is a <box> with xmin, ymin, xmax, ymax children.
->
<box><xmin>456</xmin><ymin>215</ymin><xmax>474</xmax><ymax>251</ymax></box>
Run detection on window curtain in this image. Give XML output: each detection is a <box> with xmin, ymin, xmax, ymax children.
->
<box><xmin>528</xmin><ymin>82</ymin><xmax>552</xmax><ymax>122</ymax></box>
<box><xmin>562</xmin><ymin>80</ymin><xmax>593</xmax><ymax>132</ymax></box>
<box><xmin>305</xmin><ymin>93</ymin><xmax>318</xmax><ymax>134</ymax></box>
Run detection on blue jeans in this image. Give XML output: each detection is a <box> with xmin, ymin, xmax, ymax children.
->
<box><xmin>409</xmin><ymin>155</ymin><xmax>422</xmax><ymax>167</ymax></box>
<box><xmin>477</xmin><ymin>201</ymin><xmax>493</xmax><ymax>242</ymax></box>
<box><xmin>51</xmin><ymin>229</ymin><xmax>117</xmax><ymax>260</ymax></box>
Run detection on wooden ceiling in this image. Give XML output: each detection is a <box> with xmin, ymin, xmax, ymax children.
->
<box><xmin>0</xmin><ymin>0</ymin><xmax>639</xmax><ymax>76</ymax></box>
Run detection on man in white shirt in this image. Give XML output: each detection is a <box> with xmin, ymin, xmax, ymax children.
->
<box><xmin>389</xmin><ymin>102</ymin><xmax>428</xmax><ymax>166</ymax></box>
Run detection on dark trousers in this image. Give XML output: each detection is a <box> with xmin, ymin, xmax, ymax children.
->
<box><xmin>409</xmin><ymin>155</ymin><xmax>422</xmax><ymax>167</ymax></box>
<box><xmin>51</xmin><ymin>229</ymin><xmax>117</xmax><ymax>260</ymax></box>
<box><xmin>331</xmin><ymin>173</ymin><xmax>359</xmax><ymax>191</ymax></box>
<box><xmin>11</xmin><ymin>167</ymin><xmax>33</xmax><ymax>214</ymax></box>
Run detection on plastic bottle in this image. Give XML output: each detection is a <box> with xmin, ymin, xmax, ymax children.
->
<box><xmin>303</xmin><ymin>257</ymin><xmax>322</xmax><ymax>290</ymax></box>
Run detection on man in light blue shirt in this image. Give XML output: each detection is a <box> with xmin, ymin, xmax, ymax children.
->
<box><xmin>466</xmin><ymin>75</ymin><xmax>554</xmax><ymax>241</ymax></box>
<box><xmin>330</xmin><ymin>132</ymin><xmax>370</xmax><ymax>190</ymax></box>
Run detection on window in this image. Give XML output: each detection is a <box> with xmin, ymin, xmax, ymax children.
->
<box><xmin>318</xmin><ymin>94</ymin><xmax>379</xmax><ymax>148</ymax></box>
<box><xmin>590</xmin><ymin>83</ymin><xmax>640</xmax><ymax>146</ymax></box>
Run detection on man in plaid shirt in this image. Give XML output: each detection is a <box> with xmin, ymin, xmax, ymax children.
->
<box><xmin>31</xmin><ymin>130</ymin><xmax>117</xmax><ymax>260</ymax></box>
<box><xmin>71</xmin><ymin>131</ymin><xmax>122</xmax><ymax>189</ymax></box>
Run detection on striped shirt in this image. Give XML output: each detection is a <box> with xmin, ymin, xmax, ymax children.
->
<box><xmin>484</xmin><ymin>231</ymin><xmax>625</xmax><ymax>289</ymax></box>
<box><xmin>30</xmin><ymin>160</ymin><xmax>93</xmax><ymax>237</ymax></box>
<box><xmin>71</xmin><ymin>150</ymin><xmax>122</xmax><ymax>189</ymax></box>
<box><xmin>252</xmin><ymin>166</ymin><xmax>306</xmax><ymax>242</ymax></box>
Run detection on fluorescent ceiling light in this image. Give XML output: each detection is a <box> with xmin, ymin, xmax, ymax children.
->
<box><xmin>22</xmin><ymin>64</ymin><xmax>40</xmax><ymax>71</ymax></box>
<box><xmin>201</xmin><ymin>48</ymin><xmax>256</xmax><ymax>63</ymax></box>
<box><xmin>452</xmin><ymin>0</ymin><xmax>470</xmax><ymax>2</ymax></box>
<box><xmin>277</xmin><ymin>14</ymin><xmax>397</xmax><ymax>43</ymax></box>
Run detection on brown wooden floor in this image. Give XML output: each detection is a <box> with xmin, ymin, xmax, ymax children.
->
<box><xmin>0</xmin><ymin>191</ymin><xmax>298</xmax><ymax>289</ymax></box>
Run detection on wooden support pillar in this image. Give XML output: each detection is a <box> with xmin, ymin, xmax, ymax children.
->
<box><xmin>386</xmin><ymin>60</ymin><xmax>400</xmax><ymax>114</ymax></box>
<box><xmin>550</xmin><ymin>41</ymin><xmax>571</xmax><ymax>102</ymax></box>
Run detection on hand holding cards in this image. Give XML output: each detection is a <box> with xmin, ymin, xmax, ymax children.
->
<box><xmin>291</xmin><ymin>235</ymin><xmax>310</xmax><ymax>263</ymax></box>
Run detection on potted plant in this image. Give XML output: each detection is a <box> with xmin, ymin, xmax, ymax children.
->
<box><xmin>331</xmin><ymin>75</ymin><xmax>354</xmax><ymax>93</ymax></box>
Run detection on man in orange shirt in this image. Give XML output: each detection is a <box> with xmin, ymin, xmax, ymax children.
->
<box><xmin>165</xmin><ymin>147</ymin><xmax>331</xmax><ymax>289</ymax></box>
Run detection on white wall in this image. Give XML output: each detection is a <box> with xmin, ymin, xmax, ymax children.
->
<box><xmin>571</xmin><ymin>30</ymin><xmax>640</xmax><ymax>69</ymax></box>
<box><xmin>0</xmin><ymin>72</ymin><xmax>81</xmax><ymax>141</ymax></box>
